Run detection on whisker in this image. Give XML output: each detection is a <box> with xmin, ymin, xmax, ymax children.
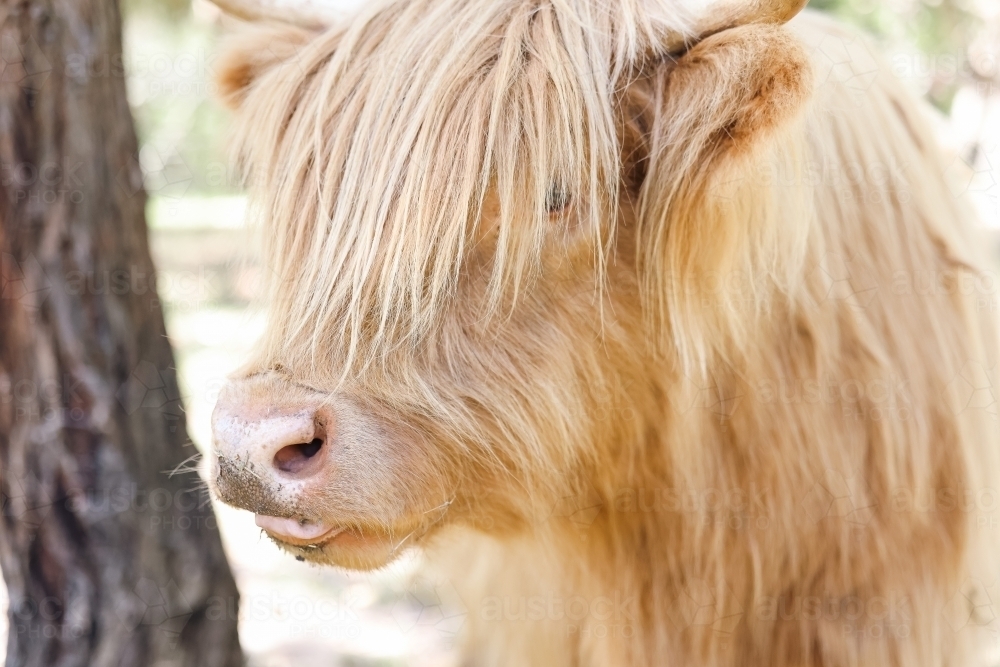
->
<box><xmin>166</xmin><ymin>452</ymin><xmax>204</xmax><ymax>478</ymax></box>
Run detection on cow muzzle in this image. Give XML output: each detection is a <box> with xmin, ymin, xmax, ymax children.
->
<box><xmin>208</xmin><ymin>373</ymin><xmax>427</xmax><ymax>569</ymax></box>
<box><xmin>211</xmin><ymin>383</ymin><xmax>338</xmax><ymax>542</ymax></box>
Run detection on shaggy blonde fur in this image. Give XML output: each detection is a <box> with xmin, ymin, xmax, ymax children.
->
<box><xmin>215</xmin><ymin>1</ymin><xmax>1000</xmax><ymax>665</ymax></box>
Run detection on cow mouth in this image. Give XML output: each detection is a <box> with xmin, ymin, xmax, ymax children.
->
<box><xmin>255</xmin><ymin>513</ymin><xmax>409</xmax><ymax>568</ymax></box>
<box><xmin>254</xmin><ymin>514</ymin><xmax>346</xmax><ymax>547</ymax></box>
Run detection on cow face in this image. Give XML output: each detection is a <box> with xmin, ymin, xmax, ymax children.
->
<box><xmin>208</xmin><ymin>1</ymin><xmax>811</xmax><ymax>570</ymax></box>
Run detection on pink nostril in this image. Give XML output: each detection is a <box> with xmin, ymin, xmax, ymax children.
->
<box><xmin>273</xmin><ymin>437</ymin><xmax>325</xmax><ymax>475</ymax></box>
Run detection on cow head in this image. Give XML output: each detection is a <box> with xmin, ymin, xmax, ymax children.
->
<box><xmin>208</xmin><ymin>0</ymin><xmax>812</xmax><ymax>570</ymax></box>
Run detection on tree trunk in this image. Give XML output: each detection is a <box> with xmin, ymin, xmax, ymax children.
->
<box><xmin>0</xmin><ymin>1</ymin><xmax>242</xmax><ymax>666</ymax></box>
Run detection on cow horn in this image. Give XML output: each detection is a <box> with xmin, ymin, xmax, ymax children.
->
<box><xmin>207</xmin><ymin>0</ymin><xmax>328</xmax><ymax>30</ymax></box>
<box><xmin>664</xmin><ymin>0</ymin><xmax>808</xmax><ymax>53</ymax></box>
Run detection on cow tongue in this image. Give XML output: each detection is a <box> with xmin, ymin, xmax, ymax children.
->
<box><xmin>255</xmin><ymin>514</ymin><xmax>336</xmax><ymax>541</ymax></box>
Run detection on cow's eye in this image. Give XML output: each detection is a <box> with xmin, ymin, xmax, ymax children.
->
<box><xmin>545</xmin><ymin>185</ymin><xmax>571</xmax><ymax>214</ymax></box>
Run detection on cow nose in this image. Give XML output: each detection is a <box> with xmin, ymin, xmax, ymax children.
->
<box><xmin>212</xmin><ymin>404</ymin><xmax>330</xmax><ymax>481</ymax></box>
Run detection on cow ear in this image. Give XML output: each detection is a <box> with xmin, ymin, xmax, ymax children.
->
<box><xmin>215</xmin><ymin>24</ymin><xmax>317</xmax><ymax>110</ymax></box>
<box><xmin>630</xmin><ymin>23</ymin><xmax>813</xmax><ymax>361</ymax></box>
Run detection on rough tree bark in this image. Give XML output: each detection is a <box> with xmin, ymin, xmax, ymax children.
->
<box><xmin>0</xmin><ymin>1</ymin><xmax>242</xmax><ymax>666</ymax></box>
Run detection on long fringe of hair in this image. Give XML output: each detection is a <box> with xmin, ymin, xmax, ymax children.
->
<box><xmin>228</xmin><ymin>0</ymin><xmax>707</xmax><ymax>381</ymax></box>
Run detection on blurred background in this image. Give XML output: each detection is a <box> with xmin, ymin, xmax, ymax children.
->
<box><xmin>3</xmin><ymin>0</ymin><xmax>998</xmax><ymax>664</ymax></box>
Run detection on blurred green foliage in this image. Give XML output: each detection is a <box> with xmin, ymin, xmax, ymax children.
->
<box><xmin>125</xmin><ymin>2</ymin><xmax>237</xmax><ymax>197</ymax></box>
<box><xmin>808</xmin><ymin>0</ymin><xmax>988</xmax><ymax>111</ymax></box>
<box><xmin>123</xmin><ymin>0</ymin><xmax>191</xmax><ymax>22</ymax></box>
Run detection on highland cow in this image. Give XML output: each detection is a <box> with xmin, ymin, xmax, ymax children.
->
<box><xmin>207</xmin><ymin>0</ymin><xmax>1000</xmax><ymax>664</ymax></box>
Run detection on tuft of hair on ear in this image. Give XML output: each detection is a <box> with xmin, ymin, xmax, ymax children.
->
<box><xmin>214</xmin><ymin>23</ymin><xmax>318</xmax><ymax>110</ymax></box>
<box><xmin>635</xmin><ymin>23</ymin><xmax>814</xmax><ymax>369</ymax></box>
